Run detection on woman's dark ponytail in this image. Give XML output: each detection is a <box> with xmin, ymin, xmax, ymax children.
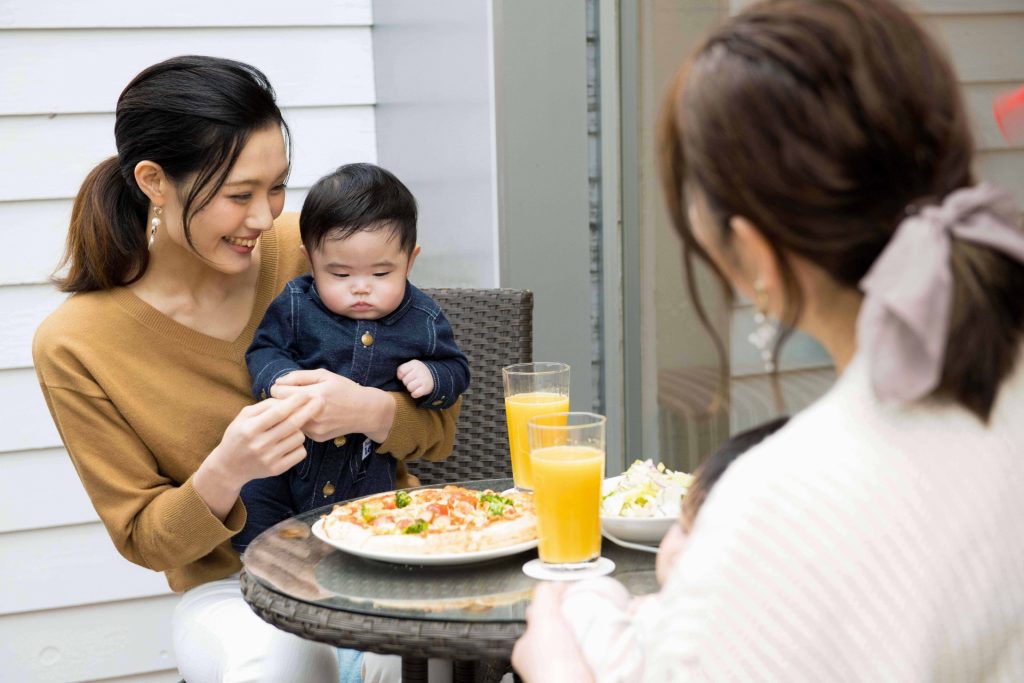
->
<box><xmin>55</xmin><ymin>156</ymin><xmax>148</xmax><ymax>292</ymax></box>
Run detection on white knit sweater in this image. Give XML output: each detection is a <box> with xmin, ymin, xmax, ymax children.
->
<box><xmin>569</xmin><ymin>351</ymin><xmax>1024</xmax><ymax>682</ymax></box>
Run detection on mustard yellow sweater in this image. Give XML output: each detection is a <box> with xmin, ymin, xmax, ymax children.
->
<box><xmin>33</xmin><ymin>214</ymin><xmax>458</xmax><ymax>592</ymax></box>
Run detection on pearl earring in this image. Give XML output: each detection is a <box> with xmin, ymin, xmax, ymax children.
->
<box><xmin>747</xmin><ymin>282</ymin><xmax>777</xmax><ymax>372</ymax></box>
<box><xmin>149</xmin><ymin>206</ymin><xmax>162</xmax><ymax>249</ymax></box>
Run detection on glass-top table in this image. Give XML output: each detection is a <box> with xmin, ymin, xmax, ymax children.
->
<box><xmin>240</xmin><ymin>478</ymin><xmax>659</xmax><ymax>682</ymax></box>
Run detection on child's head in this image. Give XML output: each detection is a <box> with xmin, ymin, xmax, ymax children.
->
<box><xmin>680</xmin><ymin>416</ymin><xmax>789</xmax><ymax>532</ymax></box>
<box><xmin>300</xmin><ymin>163</ymin><xmax>420</xmax><ymax>320</ymax></box>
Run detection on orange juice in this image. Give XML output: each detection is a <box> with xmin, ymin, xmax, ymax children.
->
<box><xmin>530</xmin><ymin>445</ymin><xmax>604</xmax><ymax>564</ymax></box>
<box><xmin>504</xmin><ymin>392</ymin><xmax>569</xmax><ymax>489</ymax></box>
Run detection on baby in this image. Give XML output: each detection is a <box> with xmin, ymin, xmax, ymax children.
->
<box><xmin>233</xmin><ymin>163</ymin><xmax>470</xmax><ymax>551</ymax></box>
<box><xmin>561</xmin><ymin>416</ymin><xmax>790</xmax><ymax>680</ymax></box>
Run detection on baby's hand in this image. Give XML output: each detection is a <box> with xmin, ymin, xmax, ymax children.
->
<box><xmin>397</xmin><ymin>360</ymin><xmax>434</xmax><ymax>399</ymax></box>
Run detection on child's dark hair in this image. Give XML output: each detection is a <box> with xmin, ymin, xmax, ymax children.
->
<box><xmin>56</xmin><ymin>55</ymin><xmax>289</xmax><ymax>292</ymax></box>
<box><xmin>300</xmin><ymin>163</ymin><xmax>418</xmax><ymax>255</ymax></box>
<box><xmin>681</xmin><ymin>416</ymin><xmax>789</xmax><ymax>531</ymax></box>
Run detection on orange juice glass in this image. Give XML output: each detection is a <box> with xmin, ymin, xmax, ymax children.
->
<box><xmin>528</xmin><ymin>412</ymin><xmax>606</xmax><ymax>569</ymax></box>
<box><xmin>502</xmin><ymin>362</ymin><xmax>570</xmax><ymax>490</ymax></box>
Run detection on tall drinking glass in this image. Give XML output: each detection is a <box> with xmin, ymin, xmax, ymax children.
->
<box><xmin>527</xmin><ymin>412</ymin><xmax>606</xmax><ymax>574</ymax></box>
<box><xmin>502</xmin><ymin>362</ymin><xmax>570</xmax><ymax>491</ymax></box>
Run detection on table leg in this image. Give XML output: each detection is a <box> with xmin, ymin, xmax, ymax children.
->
<box><xmin>402</xmin><ymin>656</ymin><xmax>428</xmax><ymax>683</ymax></box>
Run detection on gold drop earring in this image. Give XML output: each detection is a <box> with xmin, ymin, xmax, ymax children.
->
<box><xmin>149</xmin><ymin>206</ymin><xmax>162</xmax><ymax>249</ymax></box>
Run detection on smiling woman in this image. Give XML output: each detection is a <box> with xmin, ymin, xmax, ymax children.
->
<box><xmin>31</xmin><ymin>55</ymin><xmax>460</xmax><ymax>683</ymax></box>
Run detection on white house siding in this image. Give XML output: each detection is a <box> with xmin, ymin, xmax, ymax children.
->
<box><xmin>0</xmin><ymin>2</ymin><xmax>376</xmax><ymax>681</ymax></box>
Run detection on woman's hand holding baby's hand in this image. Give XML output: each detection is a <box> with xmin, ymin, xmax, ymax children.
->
<box><xmin>271</xmin><ymin>369</ymin><xmax>396</xmax><ymax>443</ymax></box>
<box><xmin>195</xmin><ymin>393</ymin><xmax>322</xmax><ymax>519</ymax></box>
<box><xmin>397</xmin><ymin>360</ymin><xmax>434</xmax><ymax>399</ymax></box>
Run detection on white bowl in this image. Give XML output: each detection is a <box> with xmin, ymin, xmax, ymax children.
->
<box><xmin>600</xmin><ymin>475</ymin><xmax>677</xmax><ymax>545</ymax></box>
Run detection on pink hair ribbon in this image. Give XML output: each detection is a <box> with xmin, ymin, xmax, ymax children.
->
<box><xmin>857</xmin><ymin>183</ymin><xmax>1024</xmax><ymax>403</ymax></box>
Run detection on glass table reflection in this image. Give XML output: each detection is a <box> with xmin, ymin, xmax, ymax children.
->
<box><xmin>240</xmin><ymin>478</ymin><xmax>658</xmax><ymax>683</ymax></box>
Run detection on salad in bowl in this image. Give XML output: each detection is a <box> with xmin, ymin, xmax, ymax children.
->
<box><xmin>601</xmin><ymin>459</ymin><xmax>694</xmax><ymax>544</ymax></box>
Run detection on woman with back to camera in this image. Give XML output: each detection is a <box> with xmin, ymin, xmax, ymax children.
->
<box><xmin>32</xmin><ymin>55</ymin><xmax>459</xmax><ymax>682</ymax></box>
<box><xmin>512</xmin><ymin>0</ymin><xmax>1024</xmax><ymax>680</ymax></box>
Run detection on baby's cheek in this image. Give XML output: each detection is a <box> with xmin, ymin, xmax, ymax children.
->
<box><xmin>655</xmin><ymin>523</ymin><xmax>689</xmax><ymax>585</ymax></box>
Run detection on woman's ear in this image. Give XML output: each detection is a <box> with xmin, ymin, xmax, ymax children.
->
<box><xmin>728</xmin><ymin>216</ymin><xmax>781</xmax><ymax>302</ymax></box>
<box><xmin>133</xmin><ymin>160</ymin><xmax>167</xmax><ymax>205</ymax></box>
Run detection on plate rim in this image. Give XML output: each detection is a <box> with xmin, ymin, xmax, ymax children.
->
<box><xmin>310</xmin><ymin>518</ymin><xmax>539</xmax><ymax>566</ymax></box>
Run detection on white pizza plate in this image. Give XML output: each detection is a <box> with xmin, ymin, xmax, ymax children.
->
<box><xmin>600</xmin><ymin>475</ymin><xmax>676</xmax><ymax>545</ymax></box>
<box><xmin>310</xmin><ymin>518</ymin><xmax>538</xmax><ymax>566</ymax></box>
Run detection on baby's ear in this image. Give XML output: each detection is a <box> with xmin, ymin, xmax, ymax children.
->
<box><xmin>406</xmin><ymin>244</ymin><xmax>422</xmax><ymax>272</ymax></box>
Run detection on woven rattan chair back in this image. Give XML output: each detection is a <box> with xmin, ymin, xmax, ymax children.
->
<box><xmin>410</xmin><ymin>288</ymin><xmax>533</xmax><ymax>486</ymax></box>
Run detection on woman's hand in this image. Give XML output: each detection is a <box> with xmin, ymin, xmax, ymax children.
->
<box><xmin>656</xmin><ymin>520</ymin><xmax>689</xmax><ymax>585</ymax></box>
<box><xmin>512</xmin><ymin>582</ymin><xmax>596</xmax><ymax>683</ymax></box>
<box><xmin>271</xmin><ymin>369</ymin><xmax>397</xmax><ymax>443</ymax></box>
<box><xmin>194</xmin><ymin>393</ymin><xmax>323</xmax><ymax>520</ymax></box>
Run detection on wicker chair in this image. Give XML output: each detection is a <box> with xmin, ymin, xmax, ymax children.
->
<box><xmin>409</xmin><ymin>288</ymin><xmax>533</xmax><ymax>486</ymax></box>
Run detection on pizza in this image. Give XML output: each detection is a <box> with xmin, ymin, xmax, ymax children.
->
<box><xmin>320</xmin><ymin>485</ymin><xmax>537</xmax><ymax>555</ymax></box>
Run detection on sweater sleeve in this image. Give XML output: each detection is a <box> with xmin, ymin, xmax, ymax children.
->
<box><xmin>377</xmin><ymin>393</ymin><xmax>461</xmax><ymax>463</ymax></box>
<box><xmin>36</xmin><ymin>380</ymin><xmax>246</xmax><ymax>572</ymax></box>
<box><xmin>562</xmin><ymin>578</ymin><xmax>649</xmax><ymax>682</ymax></box>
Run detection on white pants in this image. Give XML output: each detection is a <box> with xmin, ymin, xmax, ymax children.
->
<box><xmin>172</xmin><ymin>576</ymin><xmax>402</xmax><ymax>683</ymax></box>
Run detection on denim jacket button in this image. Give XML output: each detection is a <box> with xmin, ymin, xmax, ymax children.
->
<box><xmin>333</xmin><ymin>436</ymin><xmax>347</xmax><ymax>447</ymax></box>
<box><xmin>322</xmin><ymin>482</ymin><xmax>336</xmax><ymax>497</ymax></box>
<box><xmin>432</xmin><ymin>400</ymin><xmax>443</xmax><ymax>406</ymax></box>
<box><xmin>360</xmin><ymin>332</ymin><xmax>374</xmax><ymax>346</ymax></box>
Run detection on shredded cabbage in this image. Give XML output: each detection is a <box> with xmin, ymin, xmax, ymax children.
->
<box><xmin>601</xmin><ymin>459</ymin><xmax>694</xmax><ymax>518</ymax></box>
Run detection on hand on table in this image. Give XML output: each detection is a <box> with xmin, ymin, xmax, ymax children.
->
<box><xmin>271</xmin><ymin>369</ymin><xmax>396</xmax><ymax>443</ymax></box>
<box><xmin>511</xmin><ymin>582</ymin><xmax>596</xmax><ymax>683</ymax></box>
<box><xmin>397</xmin><ymin>360</ymin><xmax>434</xmax><ymax>399</ymax></box>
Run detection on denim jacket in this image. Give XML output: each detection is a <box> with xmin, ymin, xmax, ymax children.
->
<box><xmin>247</xmin><ymin>274</ymin><xmax>469</xmax><ymax>410</ymax></box>
<box><xmin>233</xmin><ymin>275</ymin><xmax>469</xmax><ymax>552</ymax></box>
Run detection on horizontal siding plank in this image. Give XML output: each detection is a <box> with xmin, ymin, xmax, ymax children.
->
<box><xmin>0</xmin><ymin>27</ymin><xmax>374</xmax><ymax>115</ymax></box>
<box><xmin>926</xmin><ymin>15</ymin><xmax>1024</xmax><ymax>83</ymax></box>
<box><xmin>0</xmin><ymin>199</ymin><xmax>72</xmax><ymax>286</ymax></box>
<box><xmin>967</xmin><ymin>82</ymin><xmax>1024</xmax><ymax>152</ymax></box>
<box><xmin>0</xmin><ymin>106</ymin><xmax>375</xmax><ymax>202</ymax></box>
<box><xmin>0</xmin><ymin>0</ymin><xmax>370</xmax><ymax>28</ymax></box>
<box><xmin>976</xmin><ymin>149</ymin><xmax>1024</xmax><ymax>204</ymax></box>
<box><xmin>911</xmin><ymin>0</ymin><xmax>1024</xmax><ymax>14</ymax></box>
<box><xmin>733</xmin><ymin>0</ymin><xmax>1024</xmax><ymax>13</ymax></box>
<box><xmin>0</xmin><ymin>595</ymin><xmax>180</xmax><ymax>682</ymax></box>
<box><xmin>0</xmin><ymin>284</ymin><xmax>65</xmax><ymax>370</ymax></box>
<box><xmin>0</xmin><ymin>190</ymin><xmax>310</xmax><ymax>287</ymax></box>
<box><xmin>0</xmin><ymin>368</ymin><xmax>62</xmax><ymax>452</ymax></box>
<box><xmin>0</xmin><ymin>448</ymin><xmax>96</xmax><ymax>533</ymax></box>
<box><xmin>0</xmin><ymin>523</ymin><xmax>174</xmax><ymax>614</ymax></box>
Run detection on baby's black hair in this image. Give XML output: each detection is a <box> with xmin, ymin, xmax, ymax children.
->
<box><xmin>681</xmin><ymin>415</ymin><xmax>790</xmax><ymax>530</ymax></box>
<box><xmin>300</xmin><ymin>163</ymin><xmax>417</xmax><ymax>255</ymax></box>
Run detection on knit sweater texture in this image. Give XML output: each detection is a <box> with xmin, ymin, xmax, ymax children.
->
<box><xmin>32</xmin><ymin>214</ymin><xmax>459</xmax><ymax>592</ymax></box>
<box><xmin>571</xmin><ymin>350</ymin><xmax>1024</xmax><ymax>682</ymax></box>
